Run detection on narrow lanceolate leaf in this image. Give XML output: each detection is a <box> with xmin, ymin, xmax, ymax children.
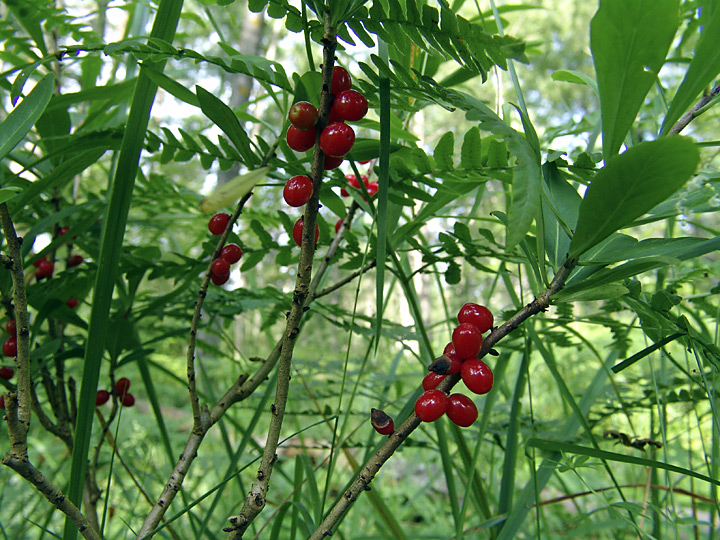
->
<box><xmin>199</xmin><ymin>167</ymin><xmax>270</xmax><ymax>213</ymax></box>
<box><xmin>0</xmin><ymin>73</ymin><xmax>54</xmax><ymax>160</ymax></box>
<box><xmin>591</xmin><ymin>0</ymin><xmax>678</xmax><ymax>158</ymax></box>
<box><xmin>568</xmin><ymin>137</ymin><xmax>699</xmax><ymax>259</ymax></box>
<box><xmin>662</xmin><ymin>5</ymin><xmax>720</xmax><ymax>133</ymax></box>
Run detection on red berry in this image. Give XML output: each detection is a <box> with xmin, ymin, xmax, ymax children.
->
<box><xmin>415</xmin><ymin>389</ymin><xmax>448</xmax><ymax>422</ymax></box>
<box><xmin>115</xmin><ymin>377</ymin><xmax>131</xmax><ymax>396</ymax></box>
<box><xmin>340</xmin><ymin>174</ymin><xmax>361</xmax><ymax>197</ymax></box>
<box><xmin>442</xmin><ymin>344</ymin><xmax>463</xmax><ymax>375</ymax></box>
<box><xmin>292</xmin><ymin>218</ymin><xmax>319</xmax><ymax>247</ymax></box>
<box><xmin>319</xmin><ymin>122</ymin><xmax>355</xmax><ymax>157</ymax></box>
<box><xmin>370</xmin><ymin>408</ymin><xmax>394</xmax><ymax>435</ymax></box>
<box><xmin>328</xmin><ymin>105</ymin><xmax>344</xmax><ymax>124</ymax></box>
<box><xmin>121</xmin><ymin>392</ymin><xmax>135</xmax><ymax>407</ymax></box>
<box><xmin>59</xmin><ymin>226</ymin><xmax>69</xmax><ymax>236</ymax></box>
<box><xmin>288</xmin><ymin>101</ymin><xmax>318</xmax><ymax>130</ymax></box>
<box><xmin>6</xmin><ymin>319</ymin><xmax>16</xmax><ymax>336</ymax></box>
<box><xmin>0</xmin><ymin>395</ymin><xmax>4</xmax><ymax>409</ymax></box>
<box><xmin>331</xmin><ymin>66</ymin><xmax>352</xmax><ymax>94</ymax></box>
<box><xmin>333</xmin><ymin>90</ymin><xmax>368</xmax><ymax>122</ymax></box>
<box><xmin>211</xmin><ymin>258</ymin><xmax>231</xmax><ymax>277</ymax></box>
<box><xmin>324</xmin><ymin>155</ymin><xmax>344</xmax><ymax>170</ymax></box>
<box><xmin>283</xmin><ymin>175</ymin><xmax>314</xmax><ymax>207</ymax></box>
<box><xmin>422</xmin><ymin>371</ymin><xmax>446</xmax><ymax>391</ymax></box>
<box><xmin>96</xmin><ymin>389</ymin><xmax>110</xmax><ymax>406</ymax></box>
<box><xmin>452</xmin><ymin>322</ymin><xmax>483</xmax><ymax>359</ymax></box>
<box><xmin>68</xmin><ymin>254</ymin><xmax>83</xmax><ymax>267</ymax></box>
<box><xmin>220</xmin><ymin>243</ymin><xmax>243</xmax><ymax>264</ymax></box>
<box><xmin>35</xmin><ymin>259</ymin><xmax>54</xmax><ymax>279</ymax></box>
<box><xmin>458</xmin><ymin>303</ymin><xmax>493</xmax><ymax>333</ymax></box>
<box><xmin>33</xmin><ymin>257</ymin><xmax>45</xmax><ymax>268</ymax></box>
<box><xmin>208</xmin><ymin>213</ymin><xmax>230</xmax><ymax>235</ymax></box>
<box><xmin>2</xmin><ymin>337</ymin><xmax>17</xmax><ymax>357</ymax></box>
<box><xmin>211</xmin><ymin>272</ymin><xmax>230</xmax><ymax>285</ymax></box>
<box><xmin>65</xmin><ymin>297</ymin><xmax>78</xmax><ymax>309</ymax></box>
<box><xmin>365</xmin><ymin>181</ymin><xmax>378</xmax><ymax>198</ymax></box>
<box><xmin>446</xmin><ymin>394</ymin><xmax>478</xmax><ymax>427</ymax></box>
<box><xmin>334</xmin><ymin>219</ymin><xmax>344</xmax><ymax>233</ymax></box>
<box><xmin>0</xmin><ymin>366</ymin><xmax>13</xmax><ymax>380</ymax></box>
<box><xmin>461</xmin><ymin>359</ymin><xmax>494</xmax><ymax>395</ymax></box>
<box><xmin>286</xmin><ymin>125</ymin><xmax>316</xmax><ymax>152</ymax></box>
<box><xmin>358</xmin><ymin>159</ymin><xmax>371</xmax><ymax>164</ymax></box>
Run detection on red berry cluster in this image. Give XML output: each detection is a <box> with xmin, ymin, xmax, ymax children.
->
<box><xmin>2</xmin><ymin>319</ymin><xmax>17</xmax><ymax>359</ymax></box>
<box><xmin>286</xmin><ymin>66</ymin><xmax>368</xmax><ymax>170</ymax></box>
<box><xmin>33</xmin><ymin>256</ymin><xmax>54</xmax><ymax>280</ymax></box>
<box><xmin>340</xmin><ymin>174</ymin><xmax>378</xmax><ymax>199</ymax></box>
<box><xmin>96</xmin><ymin>377</ymin><xmax>135</xmax><ymax>407</ymax></box>
<box><xmin>207</xmin><ymin>213</ymin><xmax>243</xmax><ymax>286</ymax></box>
<box><xmin>415</xmin><ymin>303</ymin><xmax>495</xmax><ymax>427</ymax></box>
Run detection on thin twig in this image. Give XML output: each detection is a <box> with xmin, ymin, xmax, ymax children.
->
<box><xmin>668</xmin><ymin>83</ymin><xmax>720</xmax><ymax>135</ymax></box>
<box><xmin>310</xmin><ymin>260</ymin><xmax>377</xmax><ymax>300</ymax></box>
<box><xmin>308</xmin><ymin>256</ymin><xmax>578</xmax><ymax>539</ymax></box>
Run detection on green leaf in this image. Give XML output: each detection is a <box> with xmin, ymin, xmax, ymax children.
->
<box><xmin>590</xmin><ymin>0</ymin><xmax>678</xmax><ymax>157</ymax></box>
<box><xmin>0</xmin><ymin>187</ymin><xmax>22</xmax><ymax>204</ymax></box>
<box><xmin>551</xmin><ymin>69</ymin><xmax>598</xmax><ymax>95</ymax></box>
<box><xmin>662</xmin><ymin>4</ymin><xmax>720</xmax><ymax>133</ymax></box>
<box><xmin>568</xmin><ymin>137</ymin><xmax>699</xmax><ymax>259</ymax></box>
<box><xmin>445</xmin><ymin>260</ymin><xmax>461</xmax><ymax>284</ymax></box>
<box><xmin>0</xmin><ymin>73</ymin><xmax>54</xmax><ymax>160</ymax></box>
<box><xmin>434</xmin><ymin>131</ymin><xmax>454</xmax><ymax>169</ymax></box>
<box><xmin>460</xmin><ymin>126</ymin><xmax>482</xmax><ymax>169</ymax></box>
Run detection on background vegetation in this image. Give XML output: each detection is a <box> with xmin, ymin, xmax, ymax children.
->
<box><xmin>0</xmin><ymin>0</ymin><xmax>719</xmax><ymax>539</ymax></box>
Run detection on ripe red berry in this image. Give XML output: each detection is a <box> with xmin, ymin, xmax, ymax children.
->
<box><xmin>115</xmin><ymin>377</ymin><xmax>131</xmax><ymax>396</ymax></box>
<box><xmin>211</xmin><ymin>272</ymin><xmax>230</xmax><ymax>285</ymax></box>
<box><xmin>283</xmin><ymin>175</ymin><xmax>314</xmax><ymax>207</ymax></box>
<box><xmin>442</xmin><ymin>344</ymin><xmax>463</xmax><ymax>374</ymax></box>
<box><xmin>370</xmin><ymin>408</ymin><xmax>394</xmax><ymax>435</ymax></box>
<box><xmin>415</xmin><ymin>389</ymin><xmax>448</xmax><ymax>422</ymax></box>
<box><xmin>220</xmin><ymin>243</ymin><xmax>243</xmax><ymax>264</ymax></box>
<box><xmin>324</xmin><ymin>155</ymin><xmax>344</xmax><ymax>170</ymax></box>
<box><xmin>286</xmin><ymin>125</ymin><xmax>316</xmax><ymax>152</ymax></box>
<box><xmin>333</xmin><ymin>90</ymin><xmax>368</xmax><ymax>122</ymax></box>
<box><xmin>0</xmin><ymin>395</ymin><xmax>4</xmax><ymax>409</ymax></box>
<box><xmin>334</xmin><ymin>219</ymin><xmax>344</xmax><ymax>233</ymax></box>
<box><xmin>319</xmin><ymin>122</ymin><xmax>355</xmax><ymax>157</ymax></box>
<box><xmin>288</xmin><ymin>101</ymin><xmax>318</xmax><ymax>130</ymax></box>
<box><xmin>68</xmin><ymin>254</ymin><xmax>83</xmax><ymax>267</ymax></box>
<box><xmin>452</xmin><ymin>322</ymin><xmax>483</xmax><ymax>359</ymax></box>
<box><xmin>340</xmin><ymin>174</ymin><xmax>367</xmax><ymax>197</ymax></box>
<box><xmin>422</xmin><ymin>371</ymin><xmax>446</xmax><ymax>391</ymax></box>
<box><xmin>211</xmin><ymin>258</ymin><xmax>231</xmax><ymax>278</ymax></box>
<box><xmin>331</xmin><ymin>66</ymin><xmax>352</xmax><ymax>94</ymax></box>
<box><xmin>65</xmin><ymin>297</ymin><xmax>78</xmax><ymax>309</ymax></box>
<box><xmin>33</xmin><ymin>257</ymin><xmax>45</xmax><ymax>268</ymax></box>
<box><xmin>121</xmin><ymin>392</ymin><xmax>135</xmax><ymax>407</ymax></box>
<box><xmin>461</xmin><ymin>359</ymin><xmax>494</xmax><ymax>395</ymax></box>
<box><xmin>59</xmin><ymin>226</ymin><xmax>69</xmax><ymax>236</ymax></box>
<box><xmin>6</xmin><ymin>319</ymin><xmax>16</xmax><ymax>336</ymax></box>
<box><xmin>458</xmin><ymin>303</ymin><xmax>493</xmax><ymax>333</ymax></box>
<box><xmin>292</xmin><ymin>218</ymin><xmax>319</xmax><ymax>247</ymax></box>
<box><xmin>35</xmin><ymin>259</ymin><xmax>54</xmax><ymax>279</ymax></box>
<box><xmin>96</xmin><ymin>389</ymin><xmax>110</xmax><ymax>406</ymax></box>
<box><xmin>365</xmin><ymin>181</ymin><xmax>378</xmax><ymax>198</ymax></box>
<box><xmin>446</xmin><ymin>394</ymin><xmax>478</xmax><ymax>427</ymax></box>
<box><xmin>208</xmin><ymin>213</ymin><xmax>230</xmax><ymax>235</ymax></box>
<box><xmin>0</xmin><ymin>366</ymin><xmax>13</xmax><ymax>380</ymax></box>
<box><xmin>2</xmin><ymin>337</ymin><xmax>17</xmax><ymax>357</ymax></box>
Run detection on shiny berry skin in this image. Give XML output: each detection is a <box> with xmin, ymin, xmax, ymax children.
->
<box><xmin>68</xmin><ymin>254</ymin><xmax>83</xmax><ymax>267</ymax></box>
<box><xmin>458</xmin><ymin>303</ymin><xmax>493</xmax><ymax>333</ymax></box>
<box><xmin>283</xmin><ymin>175</ymin><xmax>314</xmax><ymax>207</ymax></box>
<box><xmin>115</xmin><ymin>377</ymin><xmax>131</xmax><ymax>396</ymax></box>
<box><xmin>288</xmin><ymin>101</ymin><xmax>318</xmax><ymax>130</ymax></box>
<box><xmin>208</xmin><ymin>213</ymin><xmax>230</xmax><ymax>235</ymax></box>
<box><xmin>333</xmin><ymin>90</ymin><xmax>368</xmax><ymax>122</ymax></box>
<box><xmin>220</xmin><ymin>243</ymin><xmax>243</xmax><ymax>264</ymax></box>
<box><xmin>340</xmin><ymin>174</ymin><xmax>367</xmax><ymax>197</ymax></box>
<box><xmin>324</xmin><ymin>155</ymin><xmax>344</xmax><ymax>170</ymax></box>
<box><xmin>415</xmin><ymin>389</ymin><xmax>448</xmax><ymax>422</ymax></box>
<box><xmin>211</xmin><ymin>258</ymin><xmax>231</xmax><ymax>277</ymax></box>
<box><xmin>446</xmin><ymin>394</ymin><xmax>478</xmax><ymax>427</ymax></box>
<box><xmin>461</xmin><ymin>359</ymin><xmax>494</xmax><ymax>395</ymax></box>
<box><xmin>33</xmin><ymin>257</ymin><xmax>45</xmax><ymax>268</ymax></box>
<box><xmin>0</xmin><ymin>366</ymin><xmax>13</xmax><ymax>380</ymax></box>
<box><xmin>35</xmin><ymin>259</ymin><xmax>54</xmax><ymax>279</ymax></box>
<box><xmin>442</xmin><ymin>344</ymin><xmax>463</xmax><ymax>374</ymax></box>
<box><xmin>319</xmin><ymin>122</ymin><xmax>355</xmax><ymax>157</ymax></box>
<box><xmin>334</xmin><ymin>219</ymin><xmax>344</xmax><ymax>233</ymax></box>
<box><xmin>331</xmin><ymin>66</ymin><xmax>352</xmax><ymax>94</ymax></box>
<box><xmin>59</xmin><ymin>226</ymin><xmax>69</xmax><ymax>236</ymax></box>
<box><xmin>452</xmin><ymin>322</ymin><xmax>483</xmax><ymax>359</ymax></box>
<box><xmin>6</xmin><ymin>319</ymin><xmax>16</xmax><ymax>336</ymax></box>
<box><xmin>292</xmin><ymin>218</ymin><xmax>319</xmax><ymax>247</ymax></box>
<box><xmin>121</xmin><ymin>392</ymin><xmax>135</xmax><ymax>407</ymax></box>
<box><xmin>96</xmin><ymin>389</ymin><xmax>110</xmax><ymax>406</ymax></box>
<box><xmin>211</xmin><ymin>272</ymin><xmax>230</xmax><ymax>285</ymax></box>
<box><xmin>2</xmin><ymin>337</ymin><xmax>17</xmax><ymax>357</ymax></box>
<box><xmin>371</xmin><ymin>408</ymin><xmax>394</xmax><ymax>435</ymax></box>
<box><xmin>65</xmin><ymin>297</ymin><xmax>78</xmax><ymax>309</ymax></box>
<box><xmin>365</xmin><ymin>181</ymin><xmax>378</xmax><ymax>198</ymax></box>
<box><xmin>286</xmin><ymin>125</ymin><xmax>316</xmax><ymax>152</ymax></box>
<box><xmin>422</xmin><ymin>371</ymin><xmax>446</xmax><ymax>391</ymax></box>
